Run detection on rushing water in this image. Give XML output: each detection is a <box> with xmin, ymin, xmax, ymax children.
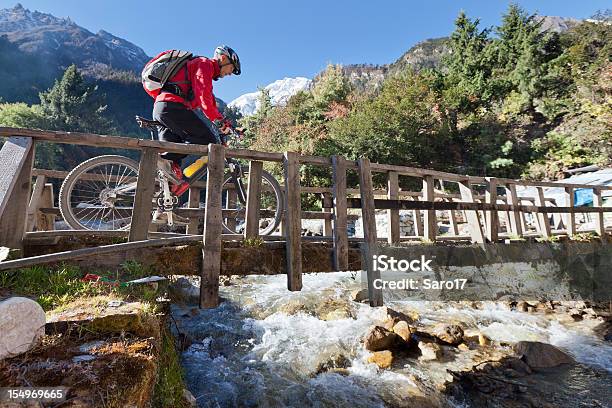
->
<box><xmin>171</xmin><ymin>272</ymin><xmax>612</xmax><ymax>408</ymax></box>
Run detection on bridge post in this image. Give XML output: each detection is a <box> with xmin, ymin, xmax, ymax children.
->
<box><xmin>128</xmin><ymin>148</ymin><xmax>157</xmax><ymax>241</ymax></box>
<box><xmin>563</xmin><ymin>187</ymin><xmax>576</xmax><ymax>237</ymax></box>
<box><xmin>422</xmin><ymin>175</ymin><xmax>437</xmax><ymax>241</ymax></box>
<box><xmin>505</xmin><ymin>183</ymin><xmax>523</xmax><ymax>237</ymax></box>
<box><xmin>331</xmin><ymin>156</ymin><xmax>348</xmax><ymax>271</ymax></box>
<box><xmin>593</xmin><ymin>188</ymin><xmax>605</xmax><ymax>237</ymax></box>
<box><xmin>0</xmin><ymin>137</ymin><xmax>34</xmax><ymax>250</ymax></box>
<box><xmin>485</xmin><ymin>177</ymin><xmax>499</xmax><ymax>242</ymax></box>
<box><xmin>458</xmin><ymin>179</ymin><xmax>485</xmax><ymax>244</ymax></box>
<box><xmin>186</xmin><ymin>187</ymin><xmax>201</xmax><ymax>235</ymax></box>
<box><xmin>26</xmin><ymin>175</ymin><xmax>47</xmax><ymax>232</ymax></box>
<box><xmin>284</xmin><ymin>152</ymin><xmax>302</xmax><ymax>291</ymax></box>
<box><xmin>358</xmin><ymin>157</ymin><xmax>383</xmax><ymax>307</ymax></box>
<box><xmin>200</xmin><ymin>144</ymin><xmax>225</xmax><ymax>308</ymax></box>
<box><xmin>244</xmin><ymin>160</ymin><xmax>263</xmax><ymax>239</ymax></box>
<box><xmin>387</xmin><ymin>171</ymin><xmax>400</xmax><ymax>244</ymax></box>
<box><xmin>322</xmin><ymin>193</ymin><xmax>333</xmax><ymax>237</ymax></box>
<box><xmin>534</xmin><ymin>187</ymin><xmax>551</xmax><ymax>238</ymax></box>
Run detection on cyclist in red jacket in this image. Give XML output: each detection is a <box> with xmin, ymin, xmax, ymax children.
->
<box><xmin>151</xmin><ymin>45</ymin><xmax>241</xmax><ymax>195</ymax></box>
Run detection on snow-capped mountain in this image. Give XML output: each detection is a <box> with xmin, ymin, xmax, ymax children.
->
<box><xmin>229</xmin><ymin>77</ymin><xmax>311</xmax><ymax>116</ymax></box>
<box><xmin>0</xmin><ymin>3</ymin><xmax>150</xmax><ymax>73</ymax></box>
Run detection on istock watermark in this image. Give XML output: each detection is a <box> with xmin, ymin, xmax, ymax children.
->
<box><xmin>372</xmin><ymin>254</ymin><xmax>433</xmax><ymax>272</ymax></box>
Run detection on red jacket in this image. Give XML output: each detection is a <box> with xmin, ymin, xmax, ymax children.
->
<box><xmin>151</xmin><ymin>55</ymin><xmax>223</xmax><ymax>122</ymax></box>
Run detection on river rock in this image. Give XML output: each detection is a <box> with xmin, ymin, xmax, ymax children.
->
<box><xmin>183</xmin><ymin>389</ymin><xmax>197</xmax><ymax>407</ymax></box>
<box><xmin>363</xmin><ymin>326</ymin><xmax>400</xmax><ymax>351</ymax></box>
<box><xmin>434</xmin><ymin>323</ymin><xmax>464</xmax><ymax>346</ymax></box>
<box><xmin>514</xmin><ymin>341</ymin><xmax>575</xmax><ymax>369</ymax></box>
<box><xmin>381</xmin><ymin>306</ymin><xmax>416</xmax><ymax>330</ymax></box>
<box><xmin>392</xmin><ymin>320</ymin><xmax>413</xmax><ymax>344</ymax></box>
<box><xmin>367</xmin><ymin>350</ymin><xmax>393</xmax><ymax>369</ymax></box>
<box><xmin>316</xmin><ymin>298</ymin><xmax>355</xmax><ymax>321</ymax></box>
<box><xmin>0</xmin><ymin>297</ymin><xmax>46</xmax><ymax>360</ymax></box>
<box><xmin>168</xmin><ymin>277</ymin><xmax>200</xmax><ymax>305</ymax></box>
<box><xmin>350</xmin><ymin>288</ymin><xmax>368</xmax><ymax>303</ymax></box>
<box><xmin>418</xmin><ymin>342</ymin><xmax>442</xmax><ymax>361</ymax></box>
<box><xmin>478</xmin><ymin>333</ymin><xmax>491</xmax><ymax>346</ymax></box>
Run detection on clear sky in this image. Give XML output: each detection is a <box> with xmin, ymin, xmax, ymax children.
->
<box><xmin>1</xmin><ymin>1</ymin><xmax>609</xmax><ymax>102</ymax></box>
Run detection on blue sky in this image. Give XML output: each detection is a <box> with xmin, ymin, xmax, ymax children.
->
<box><xmin>1</xmin><ymin>1</ymin><xmax>609</xmax><ymax>102</ymax></box>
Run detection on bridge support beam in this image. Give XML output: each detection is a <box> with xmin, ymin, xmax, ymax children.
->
<box><xmin>200</xmin><ymin>144</ymin><xmax>225</xmax><ymax>308</ymax></box>
<box><xmin>331</xmin><ymin>156</ymin><xmax>348</xmax><ymax>271</ymax></box>
<box><xmin>284</xmin><ymin>152</ymin><xmax>302</xmax><ymax>291</ymax></box>
<box><xmin>0</xmin><ymin>137</ymin><xmax>34</xmax><ymax>250</ymax></box>
<box><xmin>129</xmin><ymin>148</ymin><xmax>157</xmax><ymax>242</ymax></box>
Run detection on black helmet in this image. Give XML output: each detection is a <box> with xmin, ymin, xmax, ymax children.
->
<box><xmin>214</xmin><ymin>45</ymin><xmax>241</xmax><ymax>75</ymax></box>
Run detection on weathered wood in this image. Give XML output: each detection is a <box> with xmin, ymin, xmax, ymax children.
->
<box><xmin>37</xmin><ymin>184</ymin><xmax>56</xmax><ymax>231</ymax></box>
<box><xmin>322</xmin><ymin>193</ymin><xmax>333</xmax><ymax>237</ymax></box>
<box><xmin>358</xmin><ymin>157</ymin><xmax>383</xmax><ymax>307</ymax></box>
<box><xmin>593</xmin><ymin>188</ymin><xmax>605</xmax><ymax>236</ymax></box>
<box><xmin>0</xmin><ymin>137</ymin><xmax>34</xmax><ymax>249</ymax></box>
<box><xmin>331</xmin><ymin>155</ymin><xmax>349</xmax><ymax>271</ymax></box>
<box><xmin>387</xmin><ymin>171</ymin><xmax>400</xmax><ymax>244</ymax></box>
<box><xmin>411</xmin><ymin>196</ymin><xmax>424</xmax><ymax>237</ymax></box>
<box><xmin>0</xmin><ymin>236</ymin><xmax>203</xmax><ymax>271</ymax></box>
<box><xmin>422</xmin><ymin>175</ymin><xmax>436</xmax><ymax>241</ymax></box>
<box><xmin>224</xmin><ymin>147</ymin><xmax>284</xmax><ymax>162</ymax></box>
<box><xmin>200</xmin><ymin>144</ymin><xmax>225</xmax><ymax>308</ymax></box>
<box><xmin>225</xmin><ymin>186</ymin><xmax>237</xmax><ymax>231</ymax></box>
<box><xmin>187</xmin><ymin>187</ymin><xmax>201</xmax><ymax>235</ymax></box>
<box><xmin>128</xmin><ymin>148</ymin><xmax>158</xmax><ymax>242</ymax></box>
<box><xmin>26</xmin><ymin>175</ymin><xmax>47</xmax><ymax>232</ymax></box>
<box><xmin>447</xmin><ymin>198</ymin><xmax>460</xmax><ymax>236</ymax></box>
<box><xmin>505</xmin><ymin>183</ymin><xmax>523</xmax><ymax>237</ymax></box>
<box><xmin>485</xmin><ymin>177</ymin><xmax>499</xmax><ymax>242</ymax></box>
<box><xmin>283</xmin><ymin>152</ymin><xmax>303</xmax><ymax>291</ymax></box>
<box><xmin>244</xmin><ymin>160</ymin><xmax>263</xmax><ymax>239</ymax></box>
<box><xmin>458</xmin><ymin>179</ymin><xmax>485</xmax><ymax>244</ymax></box>
<box><xmin>564</xmin><ymin>187</ymin><xmax>576</xmax><ymax>237</ymax></box>
<box><xmin>534</xmin><ymin>187</ymin><xmax>551</xmax><ymax>238</ymax></box>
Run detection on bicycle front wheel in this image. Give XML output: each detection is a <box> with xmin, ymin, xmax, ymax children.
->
<box><xmin>59</xmin><ymin>155</ymin><xmax>140</xmax><ymax>230</ymax></box>
<box><xmin>220</xmin><ymin>167</ymin><xmax>284</xmax><ymax>236</ymax></box>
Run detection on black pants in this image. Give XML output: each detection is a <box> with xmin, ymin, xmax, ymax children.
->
<box><xmin>153</xmin><ymin>101</ymin><xmax>218</xmax><ymax>163</ymax></box>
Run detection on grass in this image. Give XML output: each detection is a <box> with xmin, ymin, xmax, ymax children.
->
<box><xmin>242</xmin><ymin>237</ymin><xmax>264</xmax><ymax>247</ymax></box>
<box><xmin>153</xmin><ymin>324</ymin><xmax>189</xmax><ymax>408</ymax></box>
<box><xmin>0</xmin><ymin>261</ymin><xmax>159</xmax><ymax>311</ymax></box>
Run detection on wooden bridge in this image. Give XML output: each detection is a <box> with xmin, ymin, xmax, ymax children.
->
<box><xmin>1</xmin><ymin>127</ymin><xmax>611</xmax><ymax>308</ymax></box>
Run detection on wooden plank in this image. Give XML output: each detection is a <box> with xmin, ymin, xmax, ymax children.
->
<box><xmin>26</xmin><ymin>175</ymin><xmax>46</xmax><ymax>232</ymax></box>
<box><xmin>564</xmin><ymin>187</ymin><xmax>576</xmax><ymax>237</ymax></box>
<box><xmin>358</xmin><ymin>157</ymin><xmax>383</xmax><ymax>307</ymax></box>
<box><xmin>447</xmin><ymin>198</ymin><xmax>460</xmax><ymax>236</ymax></box>
<box><xmin>458</xmin><ymin>179</ymin><xmax>485</xmax><ymax>243</ymax></box>
<box><xmin>411</xmin><ymin>197</ymin><xmax>424</xmax><ymax>237</ymax></box>
<box><xmin>37</xmin><ymin>184</ymin><xmax>56</xmax><ymax>231</ymax></box>
<box><xmin>244</xmin><ymin>160</ymin><xmax>263</xmax><ymax>239</ymax></box>
<box><xmin>534</xmin><ymin>187</ymin><xmax>551</xmax><ymax>238</ymax></box>
<box><xmin>505</xmin><ymin>183</ymin><xmax>523</xmax><ymax>237</ymax></box>
<box><xmin>128</xmin><ymin>148</ymin><xmax>158</xmax><ymax>242</ymax></box>
<box><xmin>422</xmin><ymin>175</ymin><xmax>436</xmax><ymax>241</ymax></box>
<box><xmin>200</xmin><ymin>144</ymin><xmax>225</xmax><ymax>308</ymax></box>
<box><xmin>0</xmin><ymin>137</ymin><xmax>34</xmax><ymax>250</ymax></box>
<box><xmin>0</xmin><ymin>236</ymin><xmax>203</xmax><ymax>271</ymax></box>
<box><xmin>187</xmin><ymin>187</ymin><xmax>201</xmax><ymax>235</ymax></box>
<box><xmin>485</xmin><ymin>177</ymin><xmax>499</xmax><ymax>242</ymax></box>
<box><xmin>593</xmin><ymin>188</ymin><xmax>605</xmax><ymax>236</ymax></box>
<box><xmin>331</xmin><ymin>156</ymin><xmax>348</xmax><ymax>271</ymax></box>
<box><xmin>322</xmin><ymin>193</ymin><xmax>333</xmax><ymax>237</ymax></box>
<box><xmin>283</xmin><ymin>152</ymin><xmax>303</xmax><ymax>291</ymax></box>
<box><xmin>387</xmin><ymin>171</ymin><xmax>400</xmax><ymax>244</ymax></box>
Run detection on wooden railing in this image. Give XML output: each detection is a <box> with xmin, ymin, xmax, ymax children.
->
<box><xmin>1</xmin><ymin>127</ymin><xmax>611</xmax><ymax>308</ymax></box>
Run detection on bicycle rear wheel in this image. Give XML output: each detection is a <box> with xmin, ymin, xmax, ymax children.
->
<box><xmin>59</xmin><ymin>155</ymin><xmax>140</xmax><ymax>230</ymax></box>
<box><xmin>220</xmin><ymin>167</ymin><xmax>284</xmax><ymax>236</ymax></box>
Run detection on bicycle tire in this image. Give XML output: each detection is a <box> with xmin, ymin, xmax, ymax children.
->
<box><xmin>221</xmin><ymin>166</ymin><xmax>284</xmax><ymax>235</ymax></box>
<box><xmin>59</xmin><ymin>155</ymin><xmax>140</xmax><ymax>230</ymax></box>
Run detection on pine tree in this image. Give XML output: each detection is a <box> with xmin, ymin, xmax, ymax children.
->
<box><xmin>39</xmin><ymin>65</ymin><xmax>116</xmax><ymax>133</ymax></box>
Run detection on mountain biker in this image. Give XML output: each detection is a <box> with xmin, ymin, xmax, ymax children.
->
<box><xmin>148</xmin><ymin>45</ymin><xmax>241</xmax><ymax>197</ymax></box>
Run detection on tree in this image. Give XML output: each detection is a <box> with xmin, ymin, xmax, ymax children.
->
<box><xmin>39</xmin><ymin>65</ymin><xmax>116</xmax><ymax>134</ymax></box>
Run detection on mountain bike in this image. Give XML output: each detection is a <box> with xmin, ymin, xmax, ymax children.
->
<box><xmin>58</xmin><ymin>116</ymin><xmax>284</xmax><ymax>235</ymax></box>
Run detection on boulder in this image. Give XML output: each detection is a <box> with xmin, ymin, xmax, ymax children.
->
<box><xmin>418</xmin><ymin>342</ymin><xmax>442</xmax><ymax>361</ymax></box>
<box><xmin>363</xmin><ymin>326</ymin><xmax>400</xmax><ymax>351</ymax></box>
<box><xmin>392</xmin><ymin>320</ymin><xmax>413</xmax><ymax>344</ymax></box>
<box><xmin>381</xmin><ymin>306</ymin><xmax>416</xmax><ymax>330</ymax></box>
<box><xmin>168</xmin><ymin>277</ymin><xmax>200</xmax><ymax>305</ymax></box>
<box><xmin>478</xmin><ymin>333</ymin><xmax>491</xmax><ymax>346</ymax></box>
<box><xmin>183</xmin><ymin>389</ymin><xmax>198</xmax><ymax>407</ymax></box>
<box><xmin>315</xmin><ymin>298</ymin><xmax>355</xmax><ymax>321</ymax></box>
<box><xmin>350</xmin><ymin>288</ymin><xmax>369</xmax><ymax>303</ymax></box>
<box><xmin>0</xmin><ymin>297</ymin><xmax>46</xmax><ymax>360</ymax></box>
<box><xmin>434</xmin><ymin>323</ymin><xmax>464</xmax><ymax>346</ymax></box>
<box><xmin>514</xmin><ymin>341</ymin><xmax>575</xmax><ymax>369</ymax></box>
<box><xmin>315</xmin><ymin>353</ymin><xmax>351</xmax><ymax>375</ymax></box>
<box><xmin>367</xmin><ymin>350</ymin><xmax>393</xmax><ymax>369</ymax></box>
